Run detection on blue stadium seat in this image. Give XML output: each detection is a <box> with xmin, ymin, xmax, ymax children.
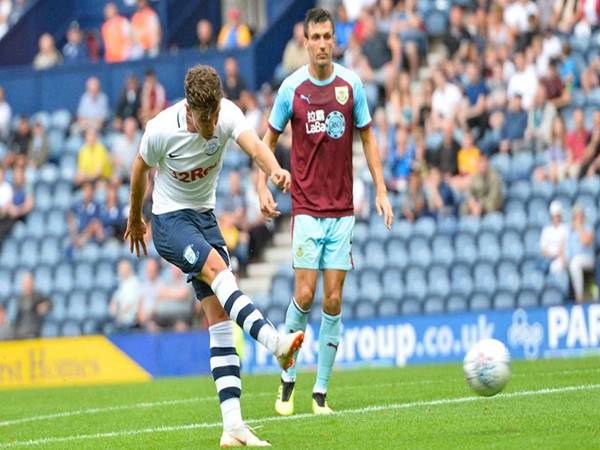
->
<box><xmin>74</xmin><ymin>263</ymin><xmax>94</xmax><ymax>291</ymax></box>
<box><xmin>579</xmin><ymin>177</ymin><xmax>600</xmax><ymax>197</ymax></box>
<box><xmin>59</xmin><ymin>154</ymin><xmax>78</xmax><ymax>181</ymax></box>
<box><xmin>0</xmin><ymin>239</ymin><xmax>18</xmax><ymax>271</ymax></box>
<box><xmin>480</xmin><ymin>212</ymin><xmax>504</xmax><ymax>234</ymax></box>
<box><xmin>505</xmin><ymin>208</ymin><xmax>527</xmax><ymax>233</ymax></box>
<box><xmin>490</xmin><ymin>153</ymin><xmax>510</xmax><ymax>180</ymax></box>
<box><xmin>403</xmin><ymin>269</ymin><xmax>426</xmax><ymax>301</ymax></box>
<box><xmin>82</xmin><ymin>318</ymin><xmax>103</xmax><ymax>335</ymax></box>
<box><xmin>50</xmin><ymin>108</ymin><xmax>72</xmax><ymax>131</ymax></box>
<box><xmin>31</xmin><ymin>110</ymin><xmax>51</xmax><ymax>129</ymax></box>
<box><xmin>540</xmin><ymin>288</ymin><xmax>564</xmax><ymax>307</ymax></box>
<box><xmin>39</xmin><ymin>237</ymin><xmax>62</xmax><ymax>266</ymax></box>
<box><xmin>493</xmin><ymin>291</ymin><xmax>516</xmax><ymax>310</ymax></box>
<box><xmin>400</xmin><ymin>298</ymin><xmax>421</xmax><ymax>315</ymax></box>
<box><xmin>377</xmin><ymin>298</ymin><xmax>399</xmax><ymax>317</ymax></box>
<box><xmin>545</xmin><ymin>271</ymin><xmax>570</xmax><ymax>296</ymax></box>
<box><xmin>53</xmin><ymin>263</ymin><xmax>74</xmax><ymax>294</ymax></box>
<box><xmin>34</xmin><ymin>182</ymin><xmax>53</xmax><ymax>213</ymax></box>
<box><xmin>353</xmin><ymin>221</ymin><xmax>369</xmax><ymax>243</ymax></box>
<box><xmin>364</xmin><ymin>240</ymin><xmax>387</xmax><ymax>269</ymax></box>
<box><xmin>446</xmin><ymin>295</ymin><xmax>468</xmax><ymax>313</ymax></box>
<box><xmin>523</xmin><ymin>227</ymin><xmax>541</xmax><ymax>258</ymax></box>
<box><xmin>457</xmin><ymin>216</ymin><xmax>481</xmax><ymax>236</ymax></box>
<box><xmin>65</xmin><ymin>134</ymin><xmax>83</xmax><ymax>155</ymax></box>
<box><xmin>266</xmin><ymin>306</ymin><xmax>285</xmax><ymax>325</ymax></box>
<box><xmin>520</xmin><ymin>256</ymin><xmax>539</xmax><ymax>276</ymax></box>
<box><xmin>52</xmin><ymin>180</ymin><xmax>73</xmax><ymax>210</ymax></box>
<box><xmin>508</xmin><ymin>180</ymin><xmax>532</xmax><ymax>203</ymax></box>
<box><xmin>392</xmin><ymin>219</ymin><xmax>413</xmax><ymax>240</ymax></box>
<box><xmin>509</xmin><ymin>152</ymin><xmax>534</xmax><ymax>182</ymax></box>
<box><xmin>67</xmin><ymin>291</ymin><xmax>88</xmax><ymax>321</ymax></box>
<box><xmin>431</xmin><ymin>234</ymin><xmax>454</xmax><ymax>266</ymax></box>
<box><xmin>369</xmin><ymin>217</ymin><xmax>390</xmax><ymax>242</ymax></box>
<box><xmin>500</xmin><ymin>230</ymin><xmax>525</xmax><ymax>263</ymax></box>
<box><xmin>385</xmin><ymin>237</ymin><xmax>408</xmax><ymax>268</ymax></box>
<box><xmin>358</xmin><ymin>270</ymin><xmax>382</xmax><ymax>303</ymax></box>
<box><xmin>18</xmin><ymin>239</ymin><xmax>40</xmax><ymax>270</ymax></box>
<box><xmin>49</xmin><ymin>297</ymin><xmax>67</xmax><ymax>322</ymax></box>
<box><xmin>354</xmin><ymin>301</ymin><xmax>377</xmax><ymax>320</ymax></box>
<box><xmin>413</xmin><ymin>216</ymin><xmax>436</xmax><ymax>240</ymax></box>
<box><xmin>76</xmin><ymin>242</ymin><xmax>101</xmax><ymax>263</ymax></box>
<box><xmin>0</xmin><ymin>269</ymin><xmax>12</xmax><ymax>300</ymax></box>
<box><xmin>517</xmin><ymin>289</ymin><xmax>539</xmax><ymax>309</ymax></box>
<box><xmin>436</xmin><ymin>215</ymin><xmax>457</xmax><ymax>236</ymax></box>
<box><xmin>381</xmin><ymin>267</ymin><xmax>403</xmax><ymax>299</ymax></box>
<box><xmin>555</xmin><ymin>179</ymin><xmax>578</xmax><ymax>201</ymax></box>
<box><xmin>408</xmin><ymin>237</ymin><xmax>432</xmax><ymax>268</ymax></box>
<box><xmin>11</xmin><ymin>221</ymin><xmax>27</xmax><ymax>241</ymax></box>
<box><xmin>25</xmin><ymin>211</ymin><xmax>46</xmax><ymax>240</ymax></box>
<box><xmin>34</xmin><ymin>265</ymin><xmax>53</xmax><ymax>296</ymax></box>
<box><xmin>41</xmin><ymin>319</ymin><xmax>60</xmax><ymax>338</ymax></box>
<box><xmin>474</xmin><ymin>263</ymin><xmax>497</xmax><ymax>295</ymax></box>
<box><xmin>454</xmin><ymin>239</ymin><xmax>477</xmax><ymax>265</ymax></box>
<box><xmin>521</xmin><ymin>269</ymin><xmax>545</xmax><ymax>294</ymax></box>
<box><xmin>423</xmin><ymin>297</ymin><xmax>444</xmax><ymax>315</ymax></box>
<box><xmin>470</xmin><ymin>293</ymin><xmax>491</xmax><ymax>311</ymax></box>
<box><xmin>530</xmin><ymin>181</ymin><xmax>554</xmax><ymax>202</ymax></box>
<box><xmin>88</xmin><ymin>290</ymin><xmax>109</xmax><ymax>320</ymax></box>
<box><xmin>61</xmin><ymin>320</ymin><xmax>82</xmax><ymax>337</ymax></box>
<box><xmin>477</xmin><ymin>232</ymin><xmax>501</xmax><ymax>265</ymax></box>
<box><xmin>46</xmin><ymin>210</ymin><xmax>68</xmax><ymax>238</ymax></box>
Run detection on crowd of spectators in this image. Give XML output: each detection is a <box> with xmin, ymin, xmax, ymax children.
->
<box><xmin>1</xmin><ymin>0</ymin><xmax>600</xmax><ymax>338</ymax></box>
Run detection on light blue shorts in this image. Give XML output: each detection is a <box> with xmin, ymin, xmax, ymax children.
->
<box><xmin>292</xmin><ymin>214</ymin><xmax>355</xmax><ymax>271</ymax></box>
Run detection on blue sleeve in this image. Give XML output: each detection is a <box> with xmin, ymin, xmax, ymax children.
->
<box><xmin>352</xmin><ymin>77</ymin><xmax>371</xmax><ymax>129</ymax></box>
<box><xmin>268</xmin><ymin>82</ymin><xmax>294</xmax><ymax>133</ymax></box>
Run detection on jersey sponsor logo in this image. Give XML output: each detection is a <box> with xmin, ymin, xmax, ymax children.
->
<box><xmin>170</xmin><ymin>161</ymin><xmax>219</xmax><ymax>183</ymax></box>
<box><xmin>325</xmin><ymin>111</ymin><xmax>345</xmax><ymax>139</ymax></box>
<box><xmin>204</xmin><ymin>137</ymin><xmax>220</xmax><ymax>155</ymax></box>
<box><xmin>305</xmin><ymin>109</ymin><xmax>326</xmax><ymax>135</ymax></box>
<box><xmin>335</xmin><ymin>86</ymin><xmax>349</xmax><ymax>105</ymax></box>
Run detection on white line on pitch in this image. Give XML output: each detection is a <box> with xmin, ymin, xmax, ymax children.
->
<box><xmin>0</xmin><ymin>380</ymin><xmax>434</xmax><ymax>428</ymax></box>
<box><xmin>1</xmin><ymin>383</ymin><xmax>598</xmax><ymax>449</ymax></box>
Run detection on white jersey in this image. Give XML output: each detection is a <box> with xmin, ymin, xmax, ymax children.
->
<box><xmin>140</xmin><ymin>98</ymin><xmax>253</xmax><ymax>214</ymax></box>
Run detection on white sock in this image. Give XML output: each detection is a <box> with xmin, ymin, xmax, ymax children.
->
<box><xmin>221</xmin><ymin>398</ymin><xmax>243</xmax><ymax>432</ymax></box>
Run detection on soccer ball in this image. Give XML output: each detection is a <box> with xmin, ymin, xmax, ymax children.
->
<box><xmin>463</xmin><ymin>339</ymin><xmax>511</xmax><ymax>397</ymax></box>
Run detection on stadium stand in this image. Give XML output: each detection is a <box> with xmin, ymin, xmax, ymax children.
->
<box><xmin>0</xmin><ymin>0</ymin><xmax>599</xmax><ymax>339</ymax></box>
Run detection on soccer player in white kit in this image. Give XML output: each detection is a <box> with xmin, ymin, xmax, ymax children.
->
<box><xmin>125</xmin><ymin>65</ymin><xmax>304</xmax><ymax>447</ymax></box>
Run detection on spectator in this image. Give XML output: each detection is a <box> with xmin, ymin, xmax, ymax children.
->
<box><xmin>487</xmin><ymin>4</ymin><xmax>512</xmax><ymax>49</ymax></box>
<box><xmin>223</xmin><ymin>57</ymin><xmax>248</xmax><ymax>104</ymax></box>
<box><xmin>0</xmin><ymin>14</ymin><xmax>7</xmax><ymax>40</ymax></box>
<box><xmin>0</xmin><ymin>166</ymin><xmax>33</xmax><ymax>239</ymax></box>
<box><xmin>98</xmin><ymin>184</ymin><xmax>126</xmax><ymax>240</ymax></box>
<box><xmin>67</xmin><ymin>181</ymin><xmax>103</xmax><ymax>247</ymax></box>
<box><xmin>540</xmin><ymin>58</ymin><xmax>571</xmax><ymax>109</ymax></box>
<box><xmin>402</xmin><ymin>169</ymin><xmax>428</xmax><ymax>222</ymax></box>
<box><xmin>113</xmin><ymin>75</ymin><xmax>141</xmax><ymax>131</ymax></box>
<box><xmin>13</xmin><ymin>273</ymin><xmax>51</xmax><ymax>339</ymax></box>
<box><xmin>131</xmin><ymin>0</ymin><xmax>161</xmax><ymax>57</ymax></box>
<box><xmin>76</xmin><ymin>128</ymin><xmax>113</xmax><ymax>186</ymax></box>
<box><xmin>582</xmin><ymin>111</ymin><xmax>600</xmax><ymax>178</ymax></box>
<box><xmin>102</xmin><ymin>2</ymin><xmax>132</xmax><ymax>64</ymax></box>
<box><xmin>431</xmin><ymin>69</ymin><xmax>463</xmax><ymax>130</ymax></box>
<box><xmin>353</xmin><ymin>173</ymin><xmax>370</xmax><ymax>222</ymax></box>
<box><xmin>217</xmin><ymin>7</ymin><xmax>252</xmax><ymax>50</ymax></box>
<box><xmin>62</xmin><ymin>21</ymin><xmax>89</xmax><ymax>64</ymax></box>
<box><xmin>245</xmin><ymin>166</ymin><xmax>274</xmax><ymax>261</ymax></box>
<box><xmin>138</xmin><ymin>257</ymin><xmax>161</xmax><ymax>332</ymax></box>
<box><xmin>5</xmin><ymin>115</ymin><xmax>30</xmax><ymax>168</ymax></box>
<box><xmin>0</xmin><ymin>304</ymin><xmax>13</xmax><ymax>340</ymax></box>
<box><xmin>387</xmin><ymin>71</ymin><xmax>418</xmax><ymax>129</ymax></box>
<box><xmin>0</xmin><ymin>86</ymin><xmax>12</xmax><ymax>144</ymax></box>
<box><xmin>565</xmin><ymin>108</ymin><xmax>590</xmax><ymax>178</ymax></box>
<box><xmin>525</xmin><ymin>85</ymin><xmax>557</xmax><ymax>151</ymax></box>
<box><xmin>334</xmin><ymin>4</ymin><xmax>355</xmax><ymax>56</ymax></box>
<box><xmin>76</xmin><ymin>76</ymin><xmax>109</xmax><ymax>132</ymax></box>
<box><xmin>430</xmin><ymin>119</ymin><xmax>459</xmax><ymax>177</ymax></box>
<box><xmin>139</xmin><ymin>69</ymin><xmax>167</xmax><ymax>127</ymax></box>
<box><xmin>196</xmin><ymin>19</ymin><xmax>214</xmax><ymax>51</ymax></box>
<box><xmin>459</xmin><ymin>62</ymin><xmax>488</xmax><ymax>137</ymax></box>
<box><xmin>500</xmin><ymin>94</ymin><xmax>528</xmax><ymax>152</ymax></box>
<box><xmin>424</xmin><ymin>166</ymin><xmax>456</xmax><ymax>218</ymax></box>
<box><xmin>0</xmin><ymin>167</ymin><xmax>12</xmax><ymax>218</ymax></box>
<box><xmin>566</xmin><ymin>205</ymin><xmax>595</xmax><ymax>303</ymax></box>
<box><xmin>539</xmin><ymin>200</ymin><xmax>568</xmax><ymax>273</ymax></box>
<box><xmin>150</xmin><ymin>265</ymin><xmax>193</xmax><ymax>331</ymax></box>
<box><xmin>33</xmin><ymin>33</ymin><xmax>62</xmax><ymax>70</ymax></box>
<box><xmin>443</xmin><ymin>5</ymin><xmax>472</xmax><ymax>59</ymax></box>
<box><xmin>111</xmin><ymin>117</ymin><xmax>140</xmax><ymax>181</ymax></box>
<box><xmin>219</xmin><ymin>209</ymin><xmax>249</xmax><ymax>274</ymax></box>
<box><xmin>388</xmin><ymin>126</ymin><xmax>416</xmax><ymax>192</ymax></box>
<box><xmin>27</xmin><ymin>121</ymin><xmax>48</xmax><ymax>168</ymax></box>
<box><xmin>109</xmin><ymin>259</ymin><xmax>142</xmax><ymax>330</ymax></box>
<box><xmin>507</xmin><ymin>50</ymin><xmax>538</xmax><ymax>110</ymax></box>
<box><xmin>222</xmin><ymin>171</ymin><xmax>247</xmax><ymax>230</ymax></box>
<box><xmin>282</xmin><ymin>22</ymin><xmax>309</xmax><ymax>76</ymax></box>
<box><xmin>457</xmin><ymin>129</ymin><xmax>481</xmax><ymax>180</ymax></box>
<box><xmin>461</xmin><ymin>154</ymin><xmax>503</xmax><ymax>216</ymax></box>
<box><xmin>392</xmin><ymin>0</ymin><xmax>425</xmax><ymax>80</ymax></box>
<box><xmin>240</xmin><ymin>91</ymin><xmax>262</xmax><ymax>131</ymax></box>
<box><xmin>534</xmin><ymin>116</ymin><xmax>568</xmax><ymax>184</ymax></box>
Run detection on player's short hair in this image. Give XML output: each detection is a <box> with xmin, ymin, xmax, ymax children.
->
<box><xmin>184</xmin><ymin>65</ymin><xmax>224</xmax><ymax>120</ymax></box>
<box><xmin>304</xmin><ymin>7</ymin><xmax>335</xmax><ymax>38</ymax></box>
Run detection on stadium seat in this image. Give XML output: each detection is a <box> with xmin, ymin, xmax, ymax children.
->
<box><xmin>50</xmin><ymin>109</ymin><xmax>72</xmax><ymax>131</ymax></box>
<box><xmin>266</xmin><ymin>306</ymin><xmax>285</xmax><ymax>325</ymax></box>
<box><xmin>480</xmin><ymin>212</ymin><xmax>504</xmax><ymax>234</ymax></box>
<box><xmin>67</xmin><ymin>291</ymin><xmax>88</xmax><ymax>321</ymax></box>
<box><xmin>61</xmin><ymin>320</ymin><xmax>82</xmax><ymax>337</ymax></box>
<box><xmin>413</xmin><ymin>216</ymin><xmax>436</xmax><ymax>239</ymax></box>
<box><xmin>509</xmin><ymin>153</ymin><xmax>534</xmax><ymax>182</ymax></box>
<box><xmin>392</xmin><ymin>219</ymin><xmax>413</xmax><ymax>240</ymax></box>
<box><xmin>41</xmin><ymin>320</ymin><xmax>60</xmax><ymax>338</ymax></box>
<box><xmin>555</xmin><ymin>179</ymin><xmax>578</xmax><ymax>201</ymax></box>
<box><xmin>354</xmin><ymin>301</ymin><xmax>377</xmax><ymax>320</ymax></box>
<box><xmin>381</xmin><ymin>267</ymin><xmax>403</xmax><ymax>299</ymax></box>
<box><xmin>474</xmin><ymin>262</ymin><xmax>497</xmax><ymax>296</ymax></box>
<box><xmin>88</xmin><ymin>290</ymin><xmax>109</xmax><ymax>320</ymax></box>
<box><xmin>76</xmin><ymin>242</ymin><xmax>101</xmax><ymax>263</ymax></box>
<box><xmin>457</xmin><ymin>216</ymin><xmax>480</xmax><ymax>236</ymax></box>
<box><xmin>540</xmin><ymin>288</ymin><xmax>564</xmax><ymax>307</ymax></box>
<box><xmin>74</xmin><ymin>263</ymin><xmax>95</xmax><ymax>291</ymax></box>
<box><xmin>431</xmin><ymin>234</ymin><xmax>454</xmax><ymax>266</ymax></box>
<box><xmin>521</xmin><ymin>268</ymin><xmax>545</xmax><ymax>294</ymax></box>
<box><xmin>446</xmin><ymin>295</ymin><xmax>468</xmax><ymax>313</ymax></box>
<box><xmin>364</xmin><ymin>240</ymin><xmax>387</xmax><ymax>270</ymax></box>
<box><xmin>517</xmin><ymin>289</ymin><xmax>539</xmax><ymax>309</ymax></box>
<box><xmin>523</xmin><ymin>227</ymin><xmax>541</xmax><ymax>258</ymax></box>
<box><xmin>34</xmin><ymin>265</ymin><xmax>53</xmax><ymax>296</ymax></box>
<box><xmin>0</xmin><ymin>239</ymin><xmax>18</xmax><ymax>271</ymax></box>
<box><xmin>578</xmin><ymin>176</ymin><xmax>600</xmax><ymax>197</ymax></box>
<box><xmin>34</xmin><ymin>182</ymin><xmax>53</xmax><ymax>213</ymax></box>
<box><xmin>82</xmin><ymin>318</ymin><xmax>103</xmax><ymax>335</ymax></box>
<box><xmin>530</xmin><ymin>181</ymin><xmax>554</xmax><ymax>202</ymax></box>
<box><xmin>423</xmin><ymin>296</ymin><xmax>444</xmax><ymax>315</ymax></box>
<box><xmin>18</xmin><ymin>239</ymin><xmax>40</xmax><ymax>270</ymax></box>
<box><xmin>545</xmin><ymin>271</ymin><xmax>570</xmax><ymax>296</ymax></box>
<box><xmin>470</xmin><ymin>293</ymin><xmax>492</xmax><ymax>311</ymax></box>
<box><xmin>25</xmin><ymin>211</ymin><xmax>46</xmax><ymax>240</ymax></box>
<box><xmin>400</xmin><ymin>298</ymin><xmax>421</xmax><ymax>315</ymax></box>
<box><xmin>492</xmin><ymin>290</ymin><xmax>515</xmax><ymax>309</ymax></box>
<box><xmin>505</xmin><ymin>208</ymin><xmax>527</xmax><ymax>233</ymax></box>
<box><xmin>369</xmin><ymin>217</ymin><xmax>390</xmax><ymax>242</ymax></box>
<box><xmin>0</xmin><ymin>269</ymin><xmax>12</xmax><ymax>300</ymax></box>
<box><xmin>386</xmin><ymin>237</ymin><xmax>408</xmax><ymax>269</ymax></box>
<box><xmin>46</xmin><ymin>210</ymin><xmax>69</xmax><ymax>238</ymax></box>
<box><xmin>31</xmin><ymin>110</ymin><xmax>50</xmax><ymax>129</ymax></box>
<box><xmin>353</xmin><ymin>221</ymin><xmax>369</xmax><ymax>243</ymax></box>
<box><xmin>490</xmin><ymin>153</ymin><xmax>510</xmax><ymax>180</ymax></box>
<box><xmin>501</xmin><ymin>230</ymin><xmax>525</xmax><ymax>262</ymax></box>
<box><xmin>39</xmin><ymin>238</ymin><xmax>62</xmax><ymax>266</ymax></box>
<box><xmin>408</xmin><ymin>237</ymin><xmax>432</xmax><ymax>268</ymax></box>
<box><xmin>377</xmin><ymin>298</ymin><xmax>399</xmax><ymax>317</ymax></box>
<box><xmin>53</xmin><ymin>263</ymin><xmax>74</xmax><ymax>294</ymax></box>
<box><xmin>436</xmin><ymin>215</ymin><xmax>457</xmax><ymax>236</ymax></box>
<box><xmin>343</xmin><ymin>273</ymin><xmax>360</xmax><ymax>305</ymax></box>
<box><xmin>508</xmin><ymin>180</ymin><xmax>532</xmax><ymax>203</ymax></box>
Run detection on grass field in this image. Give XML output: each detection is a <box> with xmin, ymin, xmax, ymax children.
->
<box><xmin>1</xmin><ymin>357</ymin><xmax>599</xmax><ymax>449</ymax></box>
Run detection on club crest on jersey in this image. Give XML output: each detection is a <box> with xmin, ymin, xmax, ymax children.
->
<box><xmin>335</xmin><ymin>86</ymin><xmax>349</xmax><ymax>105</ymax></box>
<box><xmin>205</xmin><ymin>137</ymin><xmax>220</xmax><ymax>155</ymax></box>
<box><xmin>325</xmin><ymin>111</ymin><xmax>345</xmax><ymax>139</ymax></box>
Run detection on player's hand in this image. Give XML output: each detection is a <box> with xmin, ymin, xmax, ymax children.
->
<box><xmin>258</xmin><ymin>187</ymin><xmax>281</xmax><ymax>219</ymax></box>
<box><xmin>270</xmin><ymin>169</ymin><xmax>291</xmax><ymax>193</ymax></box>
<box><xmin>375</xmin><ymin>192</ymin><xmax>394</xmax><ymax>230</ymax></box>
<box><xmin>124</xmin><ymin>218</ymin><xmax>148</xmax><ymax>257</ymax></box>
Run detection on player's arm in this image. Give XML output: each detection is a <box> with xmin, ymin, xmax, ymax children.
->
<box><xmin>236</xmin><ymin>129</ymin><xmax>290</xmax><ymax>191</ymax></box>
<box><xmin>257</xmin><ymin>128</ymin><xmax>283</xmax><ymax>219</ymax></box>
<box><xmin>124</xmin><ymin>153</ymin><xmax>150</xmax><ymax>257</ymax></box>
<box><xmin>359</xmin><ymin>127</ymin><xmax>394</xmax><ymax>230</ymax></box>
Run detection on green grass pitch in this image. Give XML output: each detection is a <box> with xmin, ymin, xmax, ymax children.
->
<box><xmin>1</xmin><ymin>357</ymin><xmax>599</xmax><ymax>449</ymax></box>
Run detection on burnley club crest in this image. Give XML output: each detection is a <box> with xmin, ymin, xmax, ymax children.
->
<box><xmin>335</xmin><ymin>86</ymin><xmax>349</xmax><ymax>105</ymax></box>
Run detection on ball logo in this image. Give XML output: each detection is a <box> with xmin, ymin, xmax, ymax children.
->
<box><xmin>325</xmin><ymin>111</ymin><xmax>345</xmax><ymax>139</ymax></box>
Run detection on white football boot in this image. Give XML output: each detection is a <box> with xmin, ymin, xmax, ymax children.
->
<box><xmin>220</xmin><ymin>424</ymin><xmax>271</xmax><ymax>447</ymax></box>
<box><xmin>274</xmin><ymin>331</ymin><xmax>304</xmax><ymax>370</ymax></box>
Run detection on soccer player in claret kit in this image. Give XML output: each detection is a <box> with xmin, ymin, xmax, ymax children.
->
<box><xmin>260</xmin><ymin>8</ymin><xmax>394</xmax><ymax>416</ymax></box>
<box><xmin>125</xmin><ymin>65</ymin><xmax>304</xmax><ymax>447</ymax></box>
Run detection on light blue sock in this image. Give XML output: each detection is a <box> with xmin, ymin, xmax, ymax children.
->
<box><xmin>313</xmin><ymin>311</ymin><xmax>341</xmax><ymax>394</ymax></box>
<box><xmin>281</xmin><ymin>298</ymin><xmax>309</xmax><ymax>382</ymax></box>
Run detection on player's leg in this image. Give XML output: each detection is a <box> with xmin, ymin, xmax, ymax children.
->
<box><xmin>275</xmin><ymin>215</ymin><xmax>323</xmax><ymax>416</ymax></box>
<box><xmin>312</xmin><ymin>216</ymin><xmax>354</xmax><ymax>414</ymax></box>
<box><xmin>200</xmin><ymin>294</ymin><xmax>269</xmax><ymax>447</ymax></box>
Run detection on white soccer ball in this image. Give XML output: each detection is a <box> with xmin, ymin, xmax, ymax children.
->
<box><xmin>463</xmin><ymin>338</ymin><xmax>511</xmax><ymax>397</ymax></box>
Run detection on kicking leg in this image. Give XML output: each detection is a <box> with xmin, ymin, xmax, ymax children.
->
<box><xmin>200</xmin><ymin>249</ymin><xmax>303</xmax><ymax>370</ymax></box>
<box><xmin>312</xmin><ymin>269</ymin><xmax>345</xmax><ymax>414</ymax></box>
<box><xmin>202</xmin><ymin>296</ymin><xmax>270</xmax><ymax>447</ymax></box>
<box><xmin>275</xmin><ymin>268</ymin><xmax>317</xmax><ymax>416</ymax></box>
